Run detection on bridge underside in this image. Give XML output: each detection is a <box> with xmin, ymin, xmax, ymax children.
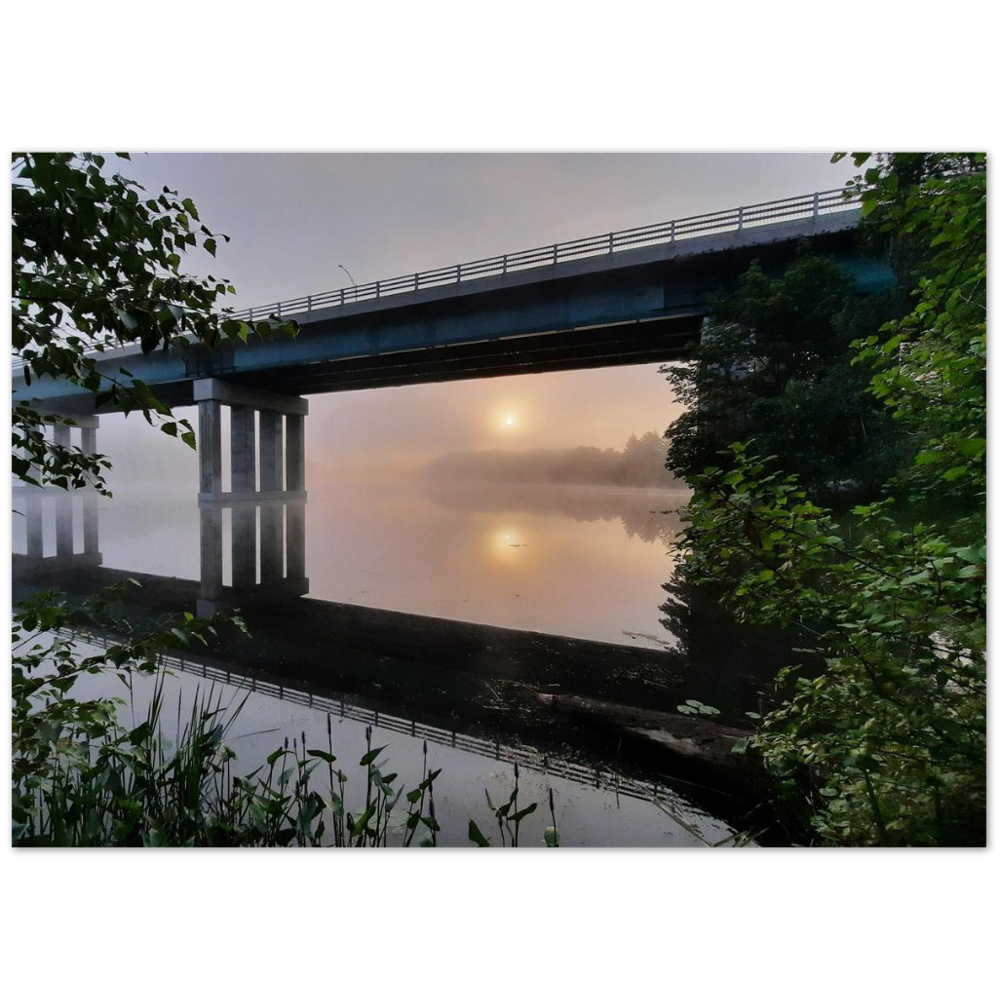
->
<box><xmin>147</xmin><ymin>314</ymin><xmax>702</xmax><ymax>405</ymax></box>
<box><xmin>16</xmin><ymin>212</ymin><xmax>891</xmax><ymax>416</ymax></box>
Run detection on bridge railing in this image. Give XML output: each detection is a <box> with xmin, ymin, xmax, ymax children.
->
<box><xmin>229</xmin><ymin>186</ymin><xmax>861</xmax><ymax>322</ymax></box>
<box><xmin>11</xmin><ymin>186</ymin><xmax>862</xmax><ymax>376</ymax></box>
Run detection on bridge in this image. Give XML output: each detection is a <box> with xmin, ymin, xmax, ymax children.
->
<box><xmin>13</xmin><ymin>186</ymin><xmax>894</xmax><ymax>616</ymax></box>
<box><xmin>13</xmin><ymin>186</ymin><xmax>891</xmax><ymax>411</ymax></box>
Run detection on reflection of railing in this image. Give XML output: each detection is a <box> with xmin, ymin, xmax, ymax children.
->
<box><xmin>59</xmin><ymin>628</ymin><xmax>709</xmax><ymax>810</ymax></box>
<box><xmin>226</xmin><ymin>187</ymin><xmax>860</xmax><ymax>321</ymax></box>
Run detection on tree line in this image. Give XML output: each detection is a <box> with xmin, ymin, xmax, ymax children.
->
<box><xmin>420</xmin><ymin>431</ymin><xmax>683</xmax><ymax>488</ymax></box>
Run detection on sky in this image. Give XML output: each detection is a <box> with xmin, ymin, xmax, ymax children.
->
<box><xmin>96</xmin><ymin>153</ymin><xmax>859</xmax><ymax>489</ymax></box>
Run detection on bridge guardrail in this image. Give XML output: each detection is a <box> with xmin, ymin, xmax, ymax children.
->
<box><xmin>229</xmin><ymin>186</ymin><xmax>861</xmax><ymax>322</ymax></box>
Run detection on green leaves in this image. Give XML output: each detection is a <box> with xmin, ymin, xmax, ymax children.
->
<box><xmin>468</xmin><ymin>819</ymin><xmax>491</xmax><ymax>846</ymax></box>
<box><xmin>12</xmin><ymin>152</ymin><xmax>299</xmax><ymax>498</ymax></box>
<box><xmin>673</xmin><ymin>156</ymin><xmax>986</xmax><ymax>846</ymax></box>
<box><xmin>350</xmin><ymin>803</ymin><xmax>377</xmax><ymax>837</ymax></box>
<box><xmin>677</xmin><ymin>699</ymin><xmax>721</xmax><ymax>717</ymax></box>
<box><xmin>359</xmin><ymin>745</ymin><xmax>388</xmax><ymax>766</ymax></box>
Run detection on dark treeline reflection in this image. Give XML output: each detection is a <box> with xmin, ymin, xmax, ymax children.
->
<box><xmin>415</xmin><ymin>480</ymin><xmax>688</xmax><ymax>546</ymax></box>
<box><xmin>658</xmin><ymin>569</ymin><xmax>826</xmax><ymax>717</ymax></box>
<box><xmin>420</xmin><ymin>431</ymin><xmax>681</xmax><ymax>489</ymax></box>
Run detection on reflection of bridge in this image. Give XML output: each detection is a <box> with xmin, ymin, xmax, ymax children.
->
<box><xmin>52</xmin><ymin>625</ymin><xmax>698</xmax><ymax>810</ymax></box>
<box><xmin>12</xmin><ymin>415</ymin><xmax>102</xmax><ymax>573</ymax></box>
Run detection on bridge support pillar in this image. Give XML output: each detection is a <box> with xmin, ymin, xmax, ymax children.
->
<box><xmin>81</xmin><ymin>425</ymin><xmax>100</xmax><ymax>556</ymax></box>
<box><xmin>52</xmin><ymin>425</ymin><xmax>74</xmax><ymax>558</ymax></box>
<box><xmin>23</xmin><ymin>422</ymin><xmax>44</xmax><ymax>560</ymax></box>
<box><xmin>25</xmin><ymin>495</ymin><xmax>43</xmax><ymax>559</ymax></box>
<box><xmin>194</xmin><ymin>379</ymin><xmax>309</xmax><ymax>617</ymax></box>
<box><xmin>259</xmin><ymin>411</ymin><xmax>284</xmax><ymax>583</ymax></box>
<box><xmin>230</xmin><ymin>406</ymin><xmax>257</xmax><ymax>590</ymax></box>
<box><xmin>13</xmin><ymin>415</ymin><xmax>102</xmax><ymax>574</ymax></box>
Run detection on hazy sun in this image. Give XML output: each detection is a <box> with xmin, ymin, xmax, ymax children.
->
<box><xmin>502</xmin><ymin>414</ymin><xmax>517</xmax><ymax>428</ymax></box>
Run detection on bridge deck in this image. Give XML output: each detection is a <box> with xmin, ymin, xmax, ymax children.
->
<box><xmin>12</xmin><ymin>192</ymin><xmax>888</xmax><ymax>411</ymax></box>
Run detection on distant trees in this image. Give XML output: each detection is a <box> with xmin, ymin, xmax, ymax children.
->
<box><xmin>421</xmin><ymin>431</ymin><xmax>681</xmax><ymax>488</ymax></box>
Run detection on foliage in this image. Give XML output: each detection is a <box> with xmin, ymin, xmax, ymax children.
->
<box><xmin>663</xmin><ymin>250</ymin><xmax>909</xmax><ymax>504</ymax></box>
<box><xmin>466</xmin><ymin>763</ymin><xmax>554</xmax><ymax>847</ymax></box>
<box><xmin>13</xmin><ymin>587</ymin><xmax>563</xmax><ymax>847</ymax></box>
<box><xmin>11</xmin><ymin>588</ymin><xmax>450</xmax><ymax>847</ymax></box>
<box><xmin>671</xmin><ymin>154</ymin><xmax>986</xmax><ymax>845</ymax></box>
<box><xmin>11</xmin><ymin>152</ymin><xmax>297</xmax><ymax>495</ymax></box>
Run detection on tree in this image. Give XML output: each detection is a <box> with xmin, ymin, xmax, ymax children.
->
<box><xmin>663</xmin><ymin>249</ymin><xmax>910</xmax><ymax>504</ymax></box>
<box><xmin>670</xmin><ymin>154</ymin><xmax>986</xmax><ymax>845</ymax></box>
<box><xmin>11</xmin><ymin>152</ymin><xmax>296</xmax><ymax>493</ymax></box>
<box><xmin>11</xmin><ymin>153</ymin><xmax>298</xmax><ymax>844</ymax></box>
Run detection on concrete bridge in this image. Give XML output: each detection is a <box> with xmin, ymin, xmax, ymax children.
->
<box><xmin>12</xmin><ymin>186</ymin><xmax>894</xmax><ymax>615</ymax></box>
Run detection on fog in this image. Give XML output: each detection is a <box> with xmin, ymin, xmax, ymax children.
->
<box><xmin>92</xmin><ymin>152</ymin><xmax>854</xmax><ymax>493</ymax></box>
<box><xmin>100</xmin><ymin>362</ymin><xmax>685</xmax><ymax>497</ymax></box>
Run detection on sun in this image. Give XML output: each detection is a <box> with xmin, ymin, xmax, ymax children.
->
<box><xmin>503</xmin><ymin>414</ymin><xmax>517</xmax><ymax>428</ymax></box>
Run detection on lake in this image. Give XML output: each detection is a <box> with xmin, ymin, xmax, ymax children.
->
<box><xmin>13</xmin><ymin>478</ymin><xmax>770</xmax><ymax>846</ymax></box>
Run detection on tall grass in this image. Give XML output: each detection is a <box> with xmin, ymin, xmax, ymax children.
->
<box><xmin>12</xmin><ymin>587</ymin><xmax>555</xmax><ymax>848</ymax></box>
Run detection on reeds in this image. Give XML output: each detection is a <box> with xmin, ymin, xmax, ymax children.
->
<box><xmin>12</xmin><ymin>587</ymin><xmax>553</xmax><ymax>848</ymax></box>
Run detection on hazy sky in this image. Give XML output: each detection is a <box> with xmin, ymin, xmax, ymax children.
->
<box><xmin>97</xmin><ymin>153</ymin><xmax>858</xmax><ymax>488</ymax></box>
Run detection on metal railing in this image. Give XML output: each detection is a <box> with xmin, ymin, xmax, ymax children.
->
<box><xmin>11</xmin><ymin>186</ymin><xmax>861</xmax><ymax>376</ymax></box>
<box><xmin>230</xmin><ymin>186</ymin><xmax>860</xmax><ymax>322</ymax></box>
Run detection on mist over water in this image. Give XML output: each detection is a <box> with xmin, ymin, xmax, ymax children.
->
<box><xmin>67</xmin><ymin>363</ymin><xmax>688</xmax><ymax>648</ymax></box>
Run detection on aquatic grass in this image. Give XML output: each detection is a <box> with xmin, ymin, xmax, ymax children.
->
<box><xmin>11</xmin><ymin>590</ymin><xmax>444</xmax><ymax>847</ymax></box>
<box><xmin>468</xmin><ymin>762</ymin><xmax>557</xmax><ymax>847</ymax></box>
<box><xmin>13</xmin><ymin>585</ymin><xmax>558</xmax><ymax>848</ymax></box>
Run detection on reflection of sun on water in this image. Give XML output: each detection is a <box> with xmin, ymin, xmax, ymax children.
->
<box><xmin>488</xmin><ymin>526</ymin><xmax>530</xmax><ymax>566</ymax></box>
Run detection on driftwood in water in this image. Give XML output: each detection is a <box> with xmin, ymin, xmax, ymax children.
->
<box><xmin>536</xmin><ymin>691</ymin><xmax>757</xmax><ymax>772</ymax></box>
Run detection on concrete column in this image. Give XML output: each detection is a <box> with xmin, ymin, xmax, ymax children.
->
<box><xmin>81</xmin><ymin>425</ymin><xmax>100</xmax><ymax>555</ymax></box>
<box><xmin>286</xmin><ymin>414</ymin><xmax>305</xmax><ymax>491</ymax></box>
<box><xmin>259</xmin><ymin>411</ymin><xmax>284</xmax><ymax>492</ymax></box>
<box><xmin>230</xmin><ymin>406</ymin><xmax>257</xmax><ymax>589</ymax></box>
<box><xmin>198</xmin><ymin>504</ymin><xmax>224</xmax><ymax>616</ymax></box>
<box><xmin>193</xmin><ymin>380</ymin><xmax>308</xmax><ymax>608</ymax></box>
<box><xmin>230</xmin><ymin>405</ymin><xmax>256</xmax><ymax>493</ymax></box>
<box><xmin>198</xmin><ymin>399</ymin><xmax>223</xmax><ymax>496</ymax></box>
<box><xmin>286</xmin><ymin>501</ymin><xmax>306</xmax><ymax>581</ymax></box>
<box><xmin>25</xmin><ymin>493</ymin><xmax>44</xmax><ymax>559</ymax></box>
<box><xmin>52</xmin><ymin>424</ymin><xmax>74</xmax><ymax>557</ymax></box>
<box><xmin>22</xmin><ymin>423</ymin><xmax>44</xmax><ymax>559</ymax></box>
<box><xmin>259</xmin><ymin>412</ymin><xmax>284</xmax><ymax>582</ymax></box>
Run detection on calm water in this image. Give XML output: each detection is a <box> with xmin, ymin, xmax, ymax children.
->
<box><xmin>44</xmin><ymin>480</ymin><xmax>688</xmax><ymax>649</ymax></box>
<box><xmin>14</xmin><ymin>480</ymin><xmax>760</xmax><ymax>847</ymax></box>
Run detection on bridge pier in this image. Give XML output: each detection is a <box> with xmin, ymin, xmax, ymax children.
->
<box><xmin>194</xmin><ymin>379</ymin><xmax>309</xmax><ymax>617</ymax></box>
<box><xmin>14</xmin><ymin>416</ymin><xmax>103</xmax><ymax>573</ymax></box>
